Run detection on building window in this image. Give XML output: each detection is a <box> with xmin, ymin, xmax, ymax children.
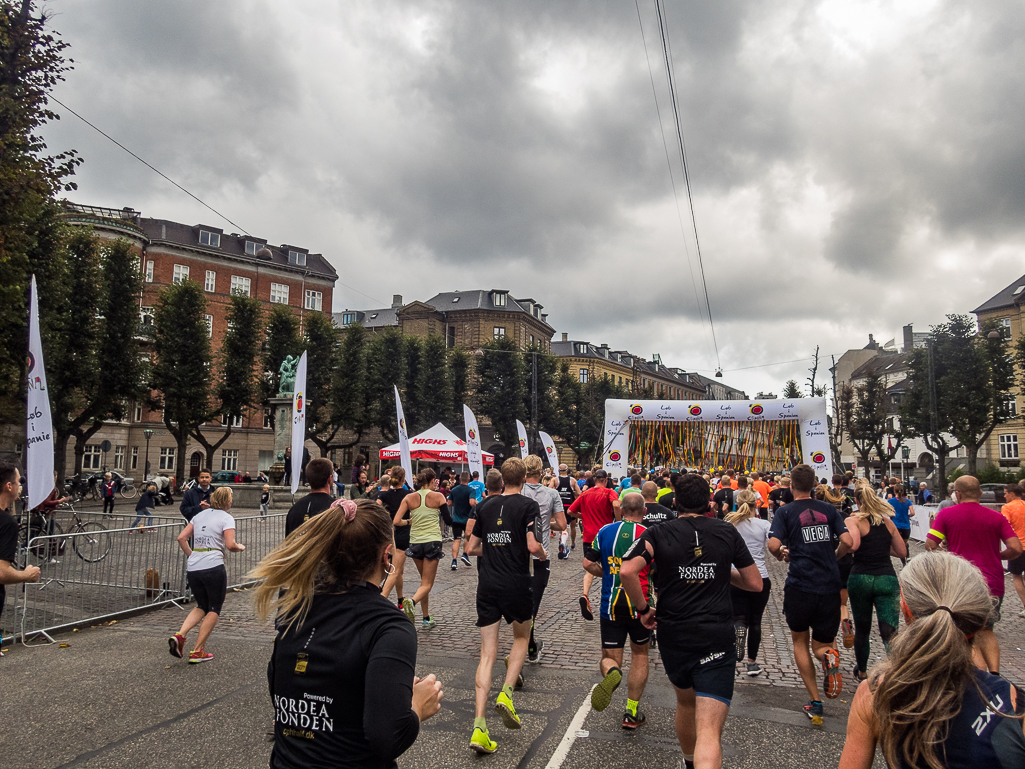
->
<box><xmin>131</xmin><ymin>446</ymin><xmax>139</xmax><ymax>471</ymax></box>
<box><xmin>289</xmin><ymin>250</ymin><xmax>306</xmax><ymax>266</ymax></box>
<box><xmin>199</xmin><ymin>230</ymin><xmax>220</xmax><ymax>248</ymax></box>
<box><xmin>1004</xmin><ymin>394</ymin><xmax>1018</xmax><ymax>418</ymax></box>
<box><xmin>305</xmin><ymin>290</ymin><xmax>323</xmax><ymax>311</ymax></box>
<box><xmin>204</xmin><ymin>270</ymin><xmax>216</xmax><ymax>292</ymax></box>
<box><xmin>447</xmin><ymin>326</ymin><xmax>455</xmax><ymax>349</ymax></box>
<box><xmin>342</xmin><ymin>312</ymin><xmax>356</xmax><ymax>324</ymax></box>
<box><xmin>83</xmin><ymin>444</ymin><xmax>102</xmax><ymax>470</ymax></box>
<box><xmin>113</xmin><ymin>445</ymin><xmax>125</xmax><ymax>470</ymax></box>
<box><xmin>264</xmin><ymin>408</ymin><xmax>273</xmax><ymax>429</ymax></box>
<box><xmin>173</xmin><ymin>264</ymin><xmax>189</xmax><ymax>284</ymax></box>
<box><xmin>145</xmin><ymin>260</ymin><xmax>154</xmax><ymax>282</ymax></box>
<box><xmin>493</xmin><ymin>327</ymin><xmax>506</xmax><ymax>339</ymax></box>
<box><xmin>230</xmin><ymin>275</ymin><xmax>251</xmax><ymax>296</ymax></box>
<box><xmin>245</xmin><ymin>240</ymin><xmax>259</xmax><ymax>256</ymax></box>
<box><xmin>159</xmin><ymin>446</ymin><xmax>176</xmax><ymax>471</ymax></box>
<box><xmin>221</xmin><ymin>449</ymin><xmax>239</xmax><ymax>472</ymax></box>
<box><xmin>492</xmin><ymin>291</ymin><xmax>507</xmax><ymax>307</ymax></box>
<box><xmin>270</xmin><ymin>283</ymin><xmax>289</xmax><ymax>304</ymax></box>
<box><xmin>998</xmin><ymin>317</ymin><xmax>1012</xmax><ymax>339</ymax></box>
<box><xmin>204</xmin><ymin>314</ymin><xmax>214</xmax><ymax>337</ymax></box>
<box><xmin>1000</xmin><ymin>434</ymin><xmax>1019</xmax><ymax>459</ymax></box>
<box><xmin>140</xmin><ymin>306</ymin><xmax>155</xmax><ymax>328</ymax></box>
<box><xmin>579</xmin><ymin>368</ymin><xmax>588</xmax><ymax>384</ymax></box>
<box><xmin>221</xmin><ymin>412</ymin><xmax>244</xmax><ymax>428</ymax></box>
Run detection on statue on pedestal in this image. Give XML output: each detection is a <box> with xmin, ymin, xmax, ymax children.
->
<box><xmin>277</xmin><ymin>355</ymin><xmax>299</xmax><ymax>396</ymax></box>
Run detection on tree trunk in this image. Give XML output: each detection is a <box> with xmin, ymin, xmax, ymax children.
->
<box><xmin>934</xmin><ymin>448</ymin><xmax>948</xmax><ymax>496</ymax></box>
<box><xmin>73</xmin><ymin>439</ymin><xmax>86</xmax><ymax>477</ymax></box>
<box><xmin>966</xmin><ymin>444</ymin><xmax>979</xmax><ymax>476</ymax></box>
<box><xmin>53</xmin><ymin>432</ymin><xmax>70</xmax><ymax>486</ymax></box>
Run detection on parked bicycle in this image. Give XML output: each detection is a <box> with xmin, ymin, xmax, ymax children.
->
<box><xmin>19</xmin><ymin>500</ymin><xmax>112</xmax><ymax>564</ymax></box>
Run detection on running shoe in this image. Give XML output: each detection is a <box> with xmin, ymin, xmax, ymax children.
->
<box><xmin>591</xmin><ymin>667</ymin><xmax>623</xmax><ymax>712</ymax></box>
<box><xmin>803</xmin><ymin>700</ymin><xmax>824</xmax><ymax>725</ymax></box>
<box><xmin>841</xmin><ymin>618</ymin><xmax>855</xmax><ymax>649</ymax></box>
<box><xmin>527</xmin><ymin>639</ymin><xmax>544</xmax><ymax>664</ymax></box>
<box><xmin>495</xmin><ymin>691</ymin><xmax>521</xmax><ymax>729</ymax></box>
<box><xmin>579</xmin><ymin>595</ymin><xmax>594</xmax><ymax>621</ymax></box>
<box><xmin>460</xmin><ymin>553</ymin><xmax>471</xmax><ymax>567</ymax></box>
<box><xmin>621</xmin><ymin>710</ymin><xmax>646</xmax><ymax>730</ymax></box>
<box><xmin>822</xmin><ymin>648</ymin><xmax>843</xmax><ymax>699</ymax></box>
<box><xmin>401</xmin><ymin>598</ymin><xmax>415</xmax><ymax>623</ymax></box>
<box><xmin>503</xmin><ymin>655</ymin><xmax>524</xmax><ymax>689</ymax></box>
<box><xmin>745</xmin><ymin>661</ymin><xmax>763</xmax><ymax>677</ymax></box>
<box><xmin>422</xmin><ymin>616</ymin><xmax>436</xmax><ymax>630</ymax></box>
<box><xmin>168</xmin><ymin>633</ymin><xmax>185</xmax><ymax>659</ymax></box>
<box><xmin>451</xmin><ymin>559</ymin><xmax>458</xmax><ymax>571</ymax></box>
<box><xmin>188</xmin><ymin>650</ymin><xmax>214</xmax><ymax>664</ymax></box>
<box><xmin>469</xmin><ymin>726</ymin><xmax>498</xmax><ymax>754</ymax></box>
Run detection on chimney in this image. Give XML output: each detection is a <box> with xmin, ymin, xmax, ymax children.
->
<box><xmin>903</xmin><ymin>324</ymin><xmax>914</xmax><ymax>353</ymax></box>
<box><xmin>561</xmin><ymin>332</ymin><xmax>568</xmax><ymax>342</ymax></box>
<box><xmin>391</xmin><ymin>294</ymin><xmax>402</xmax><ymax>309</ymax></box>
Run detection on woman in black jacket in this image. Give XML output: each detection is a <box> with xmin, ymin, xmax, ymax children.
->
<box><xmin>253</xmin><ymin>498</ymin><xmax>443</xmax><ymax>769</ymax></box>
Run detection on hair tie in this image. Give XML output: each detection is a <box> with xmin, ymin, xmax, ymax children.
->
<box><xmin>330</xmin><ymin>498</ymin><xmax>358</xmax><ymax>521</ymax></box>
<box><xmin>935</xmin><ymin>606</ymin><xmax>955</xmax><ymax>616</ymax></box>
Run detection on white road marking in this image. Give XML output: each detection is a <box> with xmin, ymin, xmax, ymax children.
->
<box><xmin>544</xmin><ymin>685</ymin><xmax>596</xmax><ymax>769</ymax></box>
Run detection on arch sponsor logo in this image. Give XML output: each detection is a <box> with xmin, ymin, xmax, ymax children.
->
<box><xmin>749</xmin><ymin>403</ymin><xmax>763</xmax><ymax>416</ymax></box>
<box><xmin>811</xmin><ymin>451</ymin><xmax>826</xmax><ymax>464</ymax></box>
<box><xmin>688</xmin><ymin>404</ymin><xmax>702</xmax><ymax>416</ymax></box>
<box><xmin>295</xmin><ymin>392</ymin><xmax>303</xmax><ymax>412</ymax></box>
<box><xmin>630</xmin><ymin>404</ymin><xmax>643</xmax><ymax>416</ymax></box>
<box><xmin>608</xmin><ymin>451</ymin><xmax>622</xmax><ymax>462</ymax></box>
<box><xmin>399</xmin><ymin>418</ymin><xmax>406</xmax><ymax>432</ymax></box>
<box><xmin>468</xmin><ymin>428</ymin><xmax>477</xmax><ymax>441</ymax></box>
<box><xmin>546</xmin><ymin>445</ymin><xmax>554</xmax><ymax>454</ymax></box>
<box><xmin>518</xmin><ymin>439</ymin><xmax>525</xmax><ymax>449</ymax></box>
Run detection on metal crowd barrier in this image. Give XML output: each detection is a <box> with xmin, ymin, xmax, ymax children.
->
<box><xmin>1</xmin><ymin>511</ymin><xmax>286</xmax><ymax>646</ymax></box>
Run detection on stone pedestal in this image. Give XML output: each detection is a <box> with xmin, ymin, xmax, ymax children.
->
<box><xmin>267</xmin><ymin>396</ymin><xmax>293</xmax><ymax>486</ymax></box>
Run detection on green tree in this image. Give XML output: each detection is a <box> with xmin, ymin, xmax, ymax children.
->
<box><xmin>841</xmin><ymin>373</ymin><xmax>900</xmax><ymax>473</ymax></box>
<box><xmin>521</xmin><ymin>344</ymin><xmax>559</xmax><ymax>450</ymax></box>
<box><xmin>365</xmin><ymin>326</ymin><xmax>405</xmax><ymax>443</ymax></box>
<box><xmin>261</xmin><ymin>304</ymin><xmax>302</xmax><ymax>407</ymax></box>
<box><xmin>332</xmin><ymin>322</ymin><xmax>373</xmax><ymax>450</ymax></box>
<box><xmin>450</xmin><ymin>346</ymin><xmax>470</xmax><ymax>418</ymax></box>
<box><xmin>0</xmin><ymin>1</ymin><xmax>81</xmax><ymax>420</ymax></box>
<box><xmin>551</xmin><ymin>360</ymin><xmax>583</xmax><ymax>463</ymax></box>
<box><xmin>782</xmin><ymin>380</ymin><xmax>804</xmax><ymax>399</ymax></box>
<box><xmin>475</xmin><ymin>336</ymin><xmax>525</xmax><ymax>456</ymax></box>
<box><xmin>901</xmin><ymin>343</ymin><xmax>959</xmax><ymax>494</ymax></box>
<box><xmin>302</xmin><ymin>312</ymin><xmax>342</xmax><ymax>457</ymax></box>
<box><xmin>402</xmin><ymin>336</ymin><xmax>426</xmax><ymax>432</ymax></box>
<box><xmin>150</xmin><ymin>280</ymin><xmax>211</xmax><ymax>487</ymax></box>
<box><xmin>577</xmin><ymin>373</ymin><xmax>628</xmax><ymax>466</ymax></box>
<box><xmin>189</xmin><ymin>291</ymin><xmax>265</xmax><ymax>465</ymax></box>
<box><xmin>414</xmin><ymin>335</ymin><xmax>453</xmax><ymax>429</ymax></box>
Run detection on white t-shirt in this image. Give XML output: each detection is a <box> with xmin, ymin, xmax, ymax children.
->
<box><xmin>521</xmin><ymin>482</ymin><xmax>564</xmax><ymax>560</ymax></box>
<box><xmin>735</xmin><ymin>517</ymin><xmax>771</xmax><ymax>579</ymax></box>
<box><xmin>187</xmin><ymin>507</ymin><xmax>236</xmax><ymax>571</ymax></box>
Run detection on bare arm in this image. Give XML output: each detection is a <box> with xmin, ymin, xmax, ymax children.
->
<box><xmin>177</xmin><ymin>523</ymin><xmax>195</xmax><ymax>557</ymax></box>
<box><xmin>838</xmin><ymin>681</ymin><xmax>879</xmax><ymax>769</ymax></box>
<box><xmin>768</xmin><ymin>536</ymin><xmax>788</xmax><ymax>562</ymax></box>
<box><xmin>924</xmin><ymin>537</ymin><xmax>940</xmax><ymax>551</ymax></box>
<box><xmin>0</xmin><ymin>559</ymin><xmax>40</xmax><ymax>585</ymax></box>
<box><xmin>884</xmin><ymin>517</ymin><xmax>906</xmax><ymax>559</ymax></box>
<box><xmin>835</xmin><ymin>531</ymin><xmax>854</xmax><ymax>560</ymax></box>
<box><xmin>393</xmin><ymin>495</ymin><xmax>414</xmax><ymax>527</ymax></box>
<box><xmin>466</xmin><ymin>533</ymin><xmax>482</xmax><ymax>558</ymax></box>
<box><xmin>551</xmin><ymin>508</ymin><xmax>567</xmax><ymax>533</ymax></box>
<box><xmin>844</xmin><ymin>517</ymin><xmax>862</xmax><ymax>552</ymax></box>
<box><xmin>730</xmin><ymin>563</ymin><xmax>763</xmax><ymax>591</ymax></box>
<box><xmin>1000</xmin><ymin>536</ymin><xmax>1023</xmax><ymax>562</ymax></box>
<box><xmin>582</xmin><ymin>555</ymin><xmax>603</xmax><ymax>578</ymax></box>
<box><xmin>612</xmin><ymin>497</ymin><xmax>622</xmax><ymax>521</ymax></box>
<box><xmin>527</xmin><ymin>531</ymin><xmax>547</xmax><ymax>561</ymax></box>
<box><xmin>224</xmin><ymin>528</ymin><xmax>245</xmax><ymax>552</ymax></box>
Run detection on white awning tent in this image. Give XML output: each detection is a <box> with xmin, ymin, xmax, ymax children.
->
<box><xmin>379</xmin><ymin>422</ymin><xmax>495</xmax><ymax>466</ymax></box>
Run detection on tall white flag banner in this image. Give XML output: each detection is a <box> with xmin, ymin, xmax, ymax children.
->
<box><xmin>516</xmin><ymin>420</ymin><xmax>529</xmax><ymax>459</ymax></box>
<box><xmin>539</xmin><ymin>431</ymin><xmax>559</xmax><ymax>469</ymax></box>
<box><xmin>290</xmin><ymin>351</ymin><xmax>308</xmax><ymax>495</ymax></box>
<box><xmin>462</xmin><ymin>404</ymin><xmax>484</xmax><ymax>480</ymax></box>
<box><xmin>394</xmin><ymin>386</ymin><xmax>413</xmax><ymax>484</ymax></box>
<box><xmin>26</xmin><ymin>275</ymin><xmax>54</xmax><ymax>509</ymax></box>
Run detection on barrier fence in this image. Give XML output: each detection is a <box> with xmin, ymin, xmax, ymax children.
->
<box><xmin>1</xmin><ymin>511</ymin><xmax>285</xmax><ymax>645</ymax></box>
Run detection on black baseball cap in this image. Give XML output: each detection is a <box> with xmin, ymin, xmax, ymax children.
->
<box><xmin>593</xmin><ymin>469</ymin><xmax>609</xmax><ymax>479</ymax></box>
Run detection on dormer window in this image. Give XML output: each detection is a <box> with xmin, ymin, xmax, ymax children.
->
<box><xmin>245</xmin><ymin>241</ymin><xmax>259</xmax><ymax>255</ymax></box>
<box><xmin>492</xmin><ymin>291</ymin><xmax>507</xmax><ymax>307</ymax></box>
<box><xmin>199</xmin><ymin>230</ymin><xmax>220</xmax><ymax>248</ymax></box>
<box><xmin>342</xmin><ymin>313</ymin><xmax>356</xmax><ymax>325</ymax></box>
<box><xmin>289</xmin><ymin>250</ymin><xmax>306</xmax><ymax>266</ymax></box>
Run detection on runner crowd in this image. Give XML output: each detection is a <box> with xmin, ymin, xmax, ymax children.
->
<box><xmin>3</xmin><ymin>456</ymin><xmax>1025</xmax><ymax>768</ymax></box>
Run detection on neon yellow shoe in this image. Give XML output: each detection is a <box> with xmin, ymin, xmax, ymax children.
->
<box><xmin>495</xmin><ymin>691</ymin><xmax>521</xmax><ymax>729</ymax></box>
<box><xmin>590</xmin><ymin>667</ymin><xmax>622</xmax><ymax>712</ymax></box>
<box><xmin>469</xmin><ymin>726</ymin><xmax>498</xmax><ymax>754</ymax></box>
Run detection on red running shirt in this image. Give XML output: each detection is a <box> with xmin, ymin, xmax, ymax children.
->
<box><xmin>569</xmin><ymin>486</ymin><xmax>619</xmax><ymax>543</ymax></box>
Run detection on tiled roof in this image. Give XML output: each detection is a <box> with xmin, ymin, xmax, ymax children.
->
<box><xmin>423</xmin><ymin>290</ymin><xmax>553</xmax><ymax>328</ymax></box>
<box><xmin>334</xmin><ymin>307</ymin><xmax>398</xmax><ymax>328</ymax></box>
<box><xmin>973</xmin><ymin>274</ymin><xmax>1025</xmax><ymax>314</ymax></box>
<box><xmin>850</xmin><ymin>351</ymin><xmax>912</xmax><ymax>380</ymax></box>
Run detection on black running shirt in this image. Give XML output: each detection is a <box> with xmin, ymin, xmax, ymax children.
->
<box><xmin>473</xmin><ymin>494</ymin><xmax>539</xmax><ymax>596</ymax></box>
<box><xmin>556</xmin><ymin>476</ymin><xmax>576</xmax><ymax>508</ymax></box>
<box><xmin>625</xmin><ymin>515</ymin><xmax>753</xmax><ymax>651</ymax></box>
<box><xmin>768</xmin><ymin>498</ymin><xmax>847</xmax><ymax>594</ymax></box>
<box><xmin>642</xmin><ymin>501</ymin><xmax>677</xmax><ymax>528</ymax></box>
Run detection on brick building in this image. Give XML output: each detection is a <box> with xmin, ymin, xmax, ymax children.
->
<box><xmin>48</xmin><ymin>202</ymin><xmax>337</xmax><ymax>481</ymax></box>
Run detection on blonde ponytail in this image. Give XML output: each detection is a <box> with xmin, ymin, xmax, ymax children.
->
<box><xmin>725</xmin><ymin>490</ymin><xmax>757</xmax><ymax>526</ymax></box>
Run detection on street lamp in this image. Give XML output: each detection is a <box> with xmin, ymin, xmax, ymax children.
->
<box><xmin>143</xmin><ymin>428</ymin><xmax>154</xmax><ymax>480</ymax></box>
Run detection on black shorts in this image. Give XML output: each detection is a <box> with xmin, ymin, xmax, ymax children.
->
<box><xmin>406</xmin><ymin>541</ymin><xmax>443</xmax><ymax>561</ymax></box>
<box><xmin>1009</xmin><ymin>555</ymin><xmax>1025</xmax><ymax>577</ymax></box>
<box><xmin>988</xmin><ymin>595</ymin><xmax>1003</xmax><ymax>628</ymax></box>
<box><xmin>394</xmin><ymin>524</ymin><xmax>410</xmax><ymax>551</ymax></box>
<box><xmin>600</xmin><ymin>616</ymin><xmax>650</xmax><ymax>648</ymax></box>
<box><xmin>451</xmin><ymin>522</ymin><xmax>466</xmax><ymax>539</ymax></box>
<box><xmin>783</xmin><ymin>586</ymin><xmax>841</xmax><ymax>644</ymax></box>
<box><xmin>658</xmin><ymin>638</ymin><xmax>736</xmax><ymax>705</ymax></box>
<box><xmin>476</xmin><ymin>590</ymin><xmax>533</xmax><ymax>627</ymax></box>
<box><xmin>838</xmin><ymin>557</ymin><xmax>853</xmax><ymax>590</ymax></box>
<box><xmin>187</xmin><ymin>565</ymin><xmax>227</xmax><ymax>614</ymax></box>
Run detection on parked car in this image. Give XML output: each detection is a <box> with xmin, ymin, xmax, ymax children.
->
<box><xmin>979</xmin><ymin>483</ymin><xmax>1007</xmax><ymax>505</ymax></box>
<box><xmin>210</xmin><ymin>470</ymin><xmax>241</xmax><ymax>483</ymax></box>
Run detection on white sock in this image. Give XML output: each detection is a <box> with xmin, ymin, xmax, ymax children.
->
<box><xmin>560</xmin><ymin>532</ymin><xmax>569</xmax><ymax>547</ymax></box>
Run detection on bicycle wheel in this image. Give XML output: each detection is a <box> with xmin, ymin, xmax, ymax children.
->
<box><xmin>120</xmin><ymin>483</ymin><xmax>138</xmax><ymax>499</ymax></box>
<box><xmin>71</xmin><ymin>522</ymin><xmax>111</xmax><ymax>563</ymax></box>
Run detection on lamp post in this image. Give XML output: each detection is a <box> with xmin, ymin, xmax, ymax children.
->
<box><xmin>143</xmin><ymin>428</ymin><xmax>154</xmax><ymax>480</ymax></box>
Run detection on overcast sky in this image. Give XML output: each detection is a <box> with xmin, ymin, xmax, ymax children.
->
<box><xmin>41</xmin><ymin>0</ymin><xmax>1025</xmax><ymax>397</ymax></box>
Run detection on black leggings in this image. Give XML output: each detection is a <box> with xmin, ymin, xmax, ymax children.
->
<box><xmin>529</xmin><ymin>559</ymin><xmax>550</xmax><ymax>649</ymax></box>
<box><xmin>731</xmin><ymin>577</ymin><xmax>772</xmax><ymax>660</ymax></box>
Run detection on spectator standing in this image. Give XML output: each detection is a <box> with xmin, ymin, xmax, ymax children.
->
<box><xmin>132</xmin><ymin>483</ymin><xmax>158</xmax><ymax>531</ymax></box>
<box><xmin>180</xmin><ymin>470</ymin><xmax>216</xmax><ymax>522</ymax></box>
<box><xmin>0</xmin><ymin>462</ymin><xmax>41</xmax><ymax>646</ymax></box>
<box><xmin>333</xmin><ymin>463</ymin><xmax>345</xmax><ymax>498</ymax></box>
<box><xmin>925</xmin><ymin>475</ymin><xmax>1023</xmax><ymax>675</ymax></box>
<box><xmin>100</xmin><ymin>472</ymin><xmax>117</xmax><ymax>516</ymax></box>
<box><xmin>260</xmin><ymin>485</ymin><xmax>270</xmax><ymax>517</ymax></box>
<box><xmin>915</xmin><ymin>482</ymin><xmax>932</xmax><ymax>505</ymax></box>
<box><xmin>282</xmin><ymin>447</ymin><xmax>292</xmax><ymax>488</ymax></box>
<box><xmin>351</xmin><ymin>454</ymin><xmax>367</xmax><ymax>486</ymax></box>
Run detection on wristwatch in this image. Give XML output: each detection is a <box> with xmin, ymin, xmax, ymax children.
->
<box><xmin>637</xmin><ymin>604</ymin><xmax>653</xmax><ymax>616</ymax></box>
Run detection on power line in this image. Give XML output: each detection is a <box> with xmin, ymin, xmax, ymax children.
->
<box><xmin>50</xmin><ymin>96</ymin><xmax>252</xmax><ymax>236</ymax></box>
<box><xmin>651</xmin><ymin>0</ymin><xmax>721</xmax><ymax>370</ymax></box>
